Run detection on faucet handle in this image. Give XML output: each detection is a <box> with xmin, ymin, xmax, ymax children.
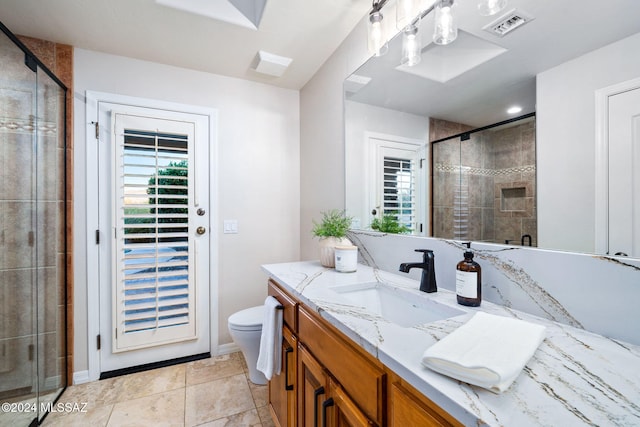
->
<box><xmin>414</xmin><ymin>249</ymin><xmax>434</xmax><ymax>261</ymax></box>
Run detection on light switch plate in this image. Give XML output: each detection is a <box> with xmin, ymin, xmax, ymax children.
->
<box><xmin>223</xmin><ymin>220</ymin><xmax>238</xmax><ymax>234</ymax></box>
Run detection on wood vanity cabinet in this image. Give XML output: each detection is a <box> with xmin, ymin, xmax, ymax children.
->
<box><xmin>268</xmin><ymin>281</ymin><xmax>298</xmax><ymax>427</ymax></box>
<box><xmin>267</xmin><ymin>279</ymin><xmax>461</xmax><ymax>427</ymax></box>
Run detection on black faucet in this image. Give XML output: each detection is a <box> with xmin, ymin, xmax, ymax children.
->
<box><xmin>521</xmin><ymin>234</ymin><xmax>532</xmax><ymax>246</ymax></box>
<box><xmin>399</xmin><ymin>249</ymin><xmax>437</xmax><ymax>293</ymax></box>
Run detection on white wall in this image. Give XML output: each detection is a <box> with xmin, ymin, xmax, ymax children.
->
<box><xmin>537</xmin><ymin>32</ymin><xmax>640</xmax><ymax>253</ymax></box>
<box><xmin>345</xmin><ymin>100</ymin><xmax>429</xmax><ymax>228</ymax></box>
<box><xmin>300</xmin><ymin>15</ymin><xmax>386</xmax><ymax>260</ymax></box>
<box><xmin>73</xmin><ymin>49</ymin><xmax>300</xmax><ymax>374</ymax></box>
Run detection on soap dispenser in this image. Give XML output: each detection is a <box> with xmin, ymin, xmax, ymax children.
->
<box><xmin>456</xmin><ymin>242</ymin><xmax>481</xmax><ymax>307</ymax></box>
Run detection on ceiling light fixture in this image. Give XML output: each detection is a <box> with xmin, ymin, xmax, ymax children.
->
<box><xmin>433</xmin><ymin>0</ymin><xmax>457</xmax><ymax>46</ymax></box>
<box><xmin>477</xmin><ymin>0</ymin><xmax>508</xmax><ymax>16</ymax></box>
<box><xmin>401</xmin><ymin>23</ymin><xmax>422</xmax><ymax>66</ymax></box>
<box><xmin>368</xmin><ymin>1</ymin><xmax>389</xmax><ymax>56</ymax></box>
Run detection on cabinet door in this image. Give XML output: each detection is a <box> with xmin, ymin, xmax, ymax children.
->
<box><xmin>323</xmin><ymin>379</ymin><xmax>375</xmax><ymax>427</ymax></box>
<box><xmin>269</xmin><ymin>325</ymin><xmax>297</xmax><ymax>427</ymax></box>
<box><xmin>389</xmin><ymin>382</ymin><xmax>460</xmax><ymax>427</ymax></box>
<box><xmin>298</xmin><ymin>344</ymin><xmax>329</xmax><ymax>427</ymax></box>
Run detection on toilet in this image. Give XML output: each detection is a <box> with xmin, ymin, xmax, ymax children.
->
<box><xmin>228</xmin><ymin>305</ymin><xmax>267</xmax><ymax>385</ymax></box>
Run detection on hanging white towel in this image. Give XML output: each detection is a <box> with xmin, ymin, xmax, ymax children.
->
<box><xmin>422</xmin><ymin>312</ymin><xmax>546</xmax><ymax>393</ymax></box>
<box><xmin>257</xmin><ymin>296</ymin><xmax>283</xmax><ymax>380</ymax></box>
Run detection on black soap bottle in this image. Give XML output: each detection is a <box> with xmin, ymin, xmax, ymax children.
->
<box><xmin>456</xmin><ymin>243</ymin><xmax>482</xmax><ymax>307</ymax></box>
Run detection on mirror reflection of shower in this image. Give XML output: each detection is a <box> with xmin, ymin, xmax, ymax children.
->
<box><xmin>431</xmin><ymin>114</ymin><xmax>536</xmax><ymax>246</ymax></box>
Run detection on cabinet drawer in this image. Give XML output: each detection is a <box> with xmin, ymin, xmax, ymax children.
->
<box><xmin>298</xmin><ymin>307</ymin><xmax>385</xmax><ymax>425</ymax></box>
<box><xmin>268</xmin><ymin>279</ymin><xmax>297</xmax><ymax>331</ymax></box>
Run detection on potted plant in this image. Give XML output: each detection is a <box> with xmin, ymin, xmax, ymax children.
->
<box><xmin>370</xmin><ymin>212</ymin><xmax>412</xmax><ymax>234</ymax></box>
<box><xmin>312</xmin><ymin>209</ymin><xmax>353</xmax><ymax>267</ymax></box>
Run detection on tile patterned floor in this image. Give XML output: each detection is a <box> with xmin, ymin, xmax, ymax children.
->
<box><xmin>42</xmin><ymin>352</ymin><xmax>276</xmax><ymax>427</ymax></box>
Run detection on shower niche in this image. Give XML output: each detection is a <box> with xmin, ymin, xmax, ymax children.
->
<box><xmin>0</xmin><ymin>22</ymin><xmax>68</xmax><ymax>425</ymax></box>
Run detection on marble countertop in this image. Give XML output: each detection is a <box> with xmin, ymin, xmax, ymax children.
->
<box><xmin>262</xmin><ymin>261</ymin><xmax>640</xmax><ymax>427</ymax></box>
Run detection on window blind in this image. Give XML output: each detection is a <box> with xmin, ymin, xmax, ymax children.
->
<box><xmin>118</xmin><ymin>130</ymin><xmax>190</xmax><ymax>334</ymax></box>
<box><xmin>383</xmin><ymin>156</ymin><xmax>416</xmax><ymax>231</ymax></box>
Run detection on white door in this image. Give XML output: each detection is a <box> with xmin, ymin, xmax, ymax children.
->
<box><xmin>369</xmin><ymin>135</ymin><xmax>426</xmax><ymax>234</ymax></box>
<box><xmin>96</xmin><ymin>103</ymin><xmax>211</xmax><ymax>373</ymax></box>
<box><xmin>608</xmin><ymin>87</ymin><xmax>640</xmax><ymax>257</ymax></box>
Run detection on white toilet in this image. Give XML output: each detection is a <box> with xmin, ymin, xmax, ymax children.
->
<box><xmin>228</xmin><ymin>305</ymin><xmax>267</xmax><ymax>385</ymax></box>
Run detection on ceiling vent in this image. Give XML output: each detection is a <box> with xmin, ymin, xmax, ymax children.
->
<box><xmin>483</xmin><ymin>9</ymin><xmax>534</xmax><ymax>37</ymax></box>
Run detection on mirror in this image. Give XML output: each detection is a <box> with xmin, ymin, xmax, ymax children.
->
<box><xmin>345</xmin><ymin>0</ymin><xmax>640</xmax><ymax>258</ymax></box>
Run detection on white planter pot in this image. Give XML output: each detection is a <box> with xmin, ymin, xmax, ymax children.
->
<box><xmin>318</xmin><ymin>237</ymin><xmax>352</xmax><ymax>268</ymax></box>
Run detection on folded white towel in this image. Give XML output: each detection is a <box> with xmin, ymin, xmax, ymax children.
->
<box><xmin>257</xmin><ymin>296</ymin><xmax>283</xmax><ymax>380</ymax></box>
<box><xmin>422</xmin><ymin>312</ymin><xmax>546</xmax><ymax>393</ymax></box>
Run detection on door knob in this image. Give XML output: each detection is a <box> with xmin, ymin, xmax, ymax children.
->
<box><xmin>196</xmin><ymin>226</ymin><xmax>206</xmax><ymax>235</ymax></box>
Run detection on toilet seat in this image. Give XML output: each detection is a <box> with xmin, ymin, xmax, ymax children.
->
<box><xmin>228</xmin><ymin>305</ymin><xmax>264</xmax><ymax>331</ymax></box>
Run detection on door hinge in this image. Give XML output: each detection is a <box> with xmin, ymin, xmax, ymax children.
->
<box><xmin>92</xmin><ymin>121</ymin><xmax>99</xmax><ymax>140</ymax></box>
<box><xmin>95</xmin><ymin>229</ymin><xmax>100</xmax><ymax>244</ymax></box>
<box><xmin>115</xmin><ymin>329</ymin><xmax>118</xmax><ymax>340</ymax></box>
<box><xmin>28</xmin><ymin>344</ymin><xmax>34</xmax><ymax>361</ymax></box>
<box><xmin>97</xmin><ymin>334</ymin><xmax>101</xmax><ymax>350</ymax></box>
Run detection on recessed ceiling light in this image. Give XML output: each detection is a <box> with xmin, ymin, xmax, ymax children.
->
<box><xmin>507</xmin><ymin>106</ymin><xmax>522</xmax><ymax>114</ymax></box>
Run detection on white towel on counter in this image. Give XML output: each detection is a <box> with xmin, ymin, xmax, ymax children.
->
<box><xmin>421</xmin><ymin>311</ymin><xmax>546</xmax><ymax>393</ymax></box>
<box><xmin>257</xmin><ymin>296</ymin><xmax>283</xmax><ymax>380</ymax></box>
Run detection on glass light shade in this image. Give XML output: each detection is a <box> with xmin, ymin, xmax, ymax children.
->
<box><xmin>433</xmin><ymin>0</ymin><xmax>457</xmax><ymax>46</ymax></box>
<box><xmin>401</xmin><ymin>25</ymin><xmax>421</xmax><ymax>66</ymax></box>
<box><xmin>396</xmin><ymin>0</ymin><xmax>419</xmax><ymax>30</ymax></box>
<box><xmin>368</xmin><ymin>11</ymin><xmax>389</xmax><ymax>56</ymax></box>
<box><xmin>477</xmin><ymin>0</ymin><xmax>507</xmax><ymax>16</ymax></box>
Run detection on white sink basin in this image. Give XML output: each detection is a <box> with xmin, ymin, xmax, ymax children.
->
<box><xmin>330</xmin><ymin>282</ymin><xmax>465</xmax><ymax>327</ymax></box>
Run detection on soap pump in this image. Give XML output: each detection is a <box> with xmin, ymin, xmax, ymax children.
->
<box><xmin>456</xmin><ymin>242</ymin><xmax>482</xmax><ymax>307</ymax></box>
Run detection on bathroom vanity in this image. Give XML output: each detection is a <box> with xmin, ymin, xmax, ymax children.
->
<box><xmin>262</xmin><ymin>261</ymin><xmax>640</xmax><ymax>426</ymax></box>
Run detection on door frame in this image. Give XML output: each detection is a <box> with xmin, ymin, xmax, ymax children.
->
<box><xmin>85</xmin><ymin>90</ymin><xmax>219</xmax><ymax>382</ymax></box>
<box><xmin>594</xmin><ymin>77</ymin><xmax>640</xmax><ymax>255</ymax></box>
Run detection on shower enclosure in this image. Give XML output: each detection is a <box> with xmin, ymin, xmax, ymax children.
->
<box><xmin>432</xmin><ymin>114</ymin><xmax>537</xmax><ymax>246</ymax></box>
<box><xmin>0</xmin><ymin>22</ymin><xmax>67</xmax><ymax>425</ymax></box>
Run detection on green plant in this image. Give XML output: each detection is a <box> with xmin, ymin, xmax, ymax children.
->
<box><xmin>370</xmin><ymin>213</ymin><xmax>412</xmax><ymax>234</ymax></box>
<box><xmin>312</xmin><ymin>209</ymin><xmax>353</xmax><ymax>238</ymax></box>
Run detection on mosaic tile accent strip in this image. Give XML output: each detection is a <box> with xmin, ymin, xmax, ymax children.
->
<box><xmin>435</xmin><ymin>163</ymin><xmax>536</xmax><ymax>177</ymax></box>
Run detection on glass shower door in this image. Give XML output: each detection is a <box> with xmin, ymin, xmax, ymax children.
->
<box><xmin>0</xmin><ymin>28</ymin><xmax>39</xmax><ymax>426</ymax></box>
<box><xmin>34</xmin><ymin>62</ymin><xmax>67</xmax><ymax>421</ymax></box>
<box><xmin>0</xmin><ymin>23</ymin><xmax>67</xmax><ymax>425</ymax></box>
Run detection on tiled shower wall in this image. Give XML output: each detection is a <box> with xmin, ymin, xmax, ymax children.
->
<box><xmin>431</xmin><ymin>117</ymin><xmax>536</xmax><ymax>246</ymax></box>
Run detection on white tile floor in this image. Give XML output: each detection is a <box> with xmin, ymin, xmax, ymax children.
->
<box><xmin>41</xmin><ymin>352</ymin><xmax>275</xmax><ymax>427</ymax></box>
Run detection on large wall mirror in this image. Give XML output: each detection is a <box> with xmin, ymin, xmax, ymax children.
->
<box><xmin>345</xmin><ymin>0</ymin><xmax>640</xmax><ymax>258</ymax></box>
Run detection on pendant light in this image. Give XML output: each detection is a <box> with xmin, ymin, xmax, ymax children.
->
<box><xmin>433</xmin><ymin>0</ymin><xmax>457</xmax><ymax>46</ymax></box>
<box><xmin>401</xmin><ymin>24</ymin><xmax>421</xmax><ymax>66</ymax></box>
<box><xmin>396</xmin><ymin>0</ymin><xmax>419</xmax><ymax>30</ymax></box>
<box><xmin>368</xmin><ymin>6</ymin><xmax>389</xmax><ymax>56</ymax></box>
<box><xmin>477</xmin><ymin>0</ymin><xmax>507</xmax><ymax>16</ymax></box>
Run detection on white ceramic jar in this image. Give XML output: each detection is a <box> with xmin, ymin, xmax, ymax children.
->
<box><xmin>334</xmin><ymin>245</ymin><xmax>358</xmax><ymax>272</ymax></box>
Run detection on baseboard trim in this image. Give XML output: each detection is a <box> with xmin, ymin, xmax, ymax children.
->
<box><xmin>73</xmin><ymin>370</ymin><xmax>90</xmax><ymax>385</ymax></box>
<box><xmin>216</xmin><ymin>342</ymin><xmax>239</xmax><ymax>355</ymax></box>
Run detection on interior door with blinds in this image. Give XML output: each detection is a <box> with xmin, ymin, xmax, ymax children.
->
<box><xmin>97</xmin><ymin>105</ymin><xmax>210</xmax><ymax>373</ymax></box>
